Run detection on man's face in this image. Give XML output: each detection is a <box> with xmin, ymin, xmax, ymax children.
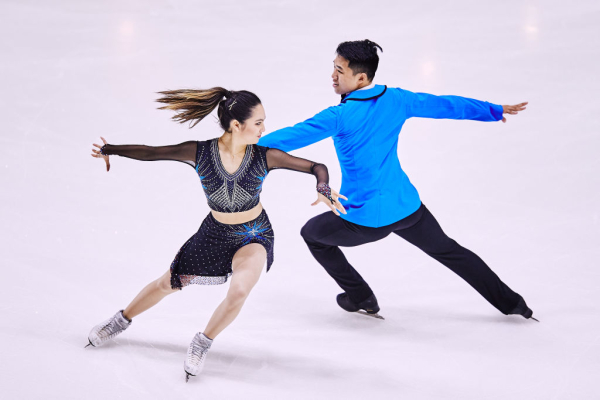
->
<box><xmin>331</xmin><ymin>54</ymin><xmax>366</xmax><ymax>95</ymax></box>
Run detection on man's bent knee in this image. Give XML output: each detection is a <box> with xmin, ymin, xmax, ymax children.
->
<box><xmin>300</xmin><ymin>219</ymin><xmax>320</xmax><ymax>243</ymax></box>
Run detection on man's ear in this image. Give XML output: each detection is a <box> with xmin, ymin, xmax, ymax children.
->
<box><xmin>358</xmin><ymin>72</ymin><xmax>369</xmax><ymax>84</ymax></box>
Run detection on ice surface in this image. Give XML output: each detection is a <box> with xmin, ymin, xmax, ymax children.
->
<box><xmin>1</xmin><ymin>1</ymin><xmax>599</xmax><ymax>399</ymax></box>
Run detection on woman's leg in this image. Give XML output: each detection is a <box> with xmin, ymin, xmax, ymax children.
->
<box><xmin>203</xmin><ymin>243</ymin><xmax>266</xmax><ymax>339</ymax></box>
<box><xmin>122</xmin><ymin>269</ymin><xmax>179</xmax><ymax>320</ymax></box>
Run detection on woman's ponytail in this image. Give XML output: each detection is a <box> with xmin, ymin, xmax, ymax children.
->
<box><xmin>156</xmin><ymin>87</ymin><xmax>229</xmax><ymax>128</ymax></box>
<box><xmin>157</xmin><ymin>87</ymin><xmax>261</xmax><ymax>131</ymax></box>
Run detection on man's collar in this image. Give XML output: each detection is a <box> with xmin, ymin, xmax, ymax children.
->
<box><xmin>356</xmin><ymin>82</ymin><xmax>375</xmax><ymax>91</ymax></box>
<box><xmin>341</xmin><ymin>84</ymin><xmax>387</xmax><ymax>103</ymax></box>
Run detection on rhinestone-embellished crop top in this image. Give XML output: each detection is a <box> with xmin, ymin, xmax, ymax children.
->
<box><xmin>101</xmin><ymin>138</ymin><xmax>329</xmax><ymax>213</ymax></box>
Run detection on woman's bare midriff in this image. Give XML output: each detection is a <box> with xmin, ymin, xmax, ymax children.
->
<box><xmin>211</xmin><ymin>203</ymin><xmax>263</xmax><ymax>225</ymax></box>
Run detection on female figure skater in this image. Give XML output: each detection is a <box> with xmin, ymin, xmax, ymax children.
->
<box><xmin>87</xmin><ymin>87</ymin><xmax>346</xmax><ymax>382</ymax></box>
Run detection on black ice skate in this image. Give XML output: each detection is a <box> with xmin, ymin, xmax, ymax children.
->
<box><xmin>336</xmin><ymin>293</ymin><xmax>384</xmax><ymax>320</ymax></box>
<box><xmin>509</xmin><ymin>297</ymin><xmax>539</xmax><ymax>322</ymax></box>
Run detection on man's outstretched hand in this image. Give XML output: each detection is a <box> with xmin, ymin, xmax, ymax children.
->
<box><xmin>501</xmin><ymin>102</ymin><xmax>528</xmax><ymax>123</ymax></box>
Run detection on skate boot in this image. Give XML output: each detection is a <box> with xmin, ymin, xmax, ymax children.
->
<box><xmin>509</xmin><ymin>297</ymin><xmax>539</xmax><ymax>322</ymax></box>
<box><xmin>85</xmin><ymin>310</ymin><xmax>132</xmax><ymax>348</ymax></box>
<box><xmin>337</xmin><ymin>293</ymin><xmax>384</xmax><ymax>320</ymax></box>
<box><xmin>184</xmin><ymin>332</ymin><xmax>213</xmax><ymax>382</ymax></box>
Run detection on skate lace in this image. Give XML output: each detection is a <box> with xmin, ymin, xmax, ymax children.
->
<box><xmin>187</xmin><ymin>336</ymin><xmax>209</xmax><ymax>366</ymax></box>
<box><xmin>98</xmin><ymin>314</ymin><xmax>128</xmax><ymax>340</ymax></box>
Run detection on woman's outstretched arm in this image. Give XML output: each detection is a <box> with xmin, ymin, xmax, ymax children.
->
<box><xmin>91</xmin><ymin>136</ymin><xmax>197</xmax><ymax>171</ymax></box>
<box><xmin>265</xmin><ymin>147</ymin><xmax>347</xmax><ymax>216</ymax></box>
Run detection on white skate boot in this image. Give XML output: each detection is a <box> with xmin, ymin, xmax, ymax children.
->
<box><xmin>86</xmin><ymin>310</ymin><xmax>132</xmax><ymax>348</ymax></box>
<box><xmin>184</xmin><ymin>332</ymin><xmax>213</xmax><ymax>382</ymax></box>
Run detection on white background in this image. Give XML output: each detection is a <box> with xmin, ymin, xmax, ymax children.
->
<box><xmin>1</xmin><ymin>1</ymin><xmax>599</xmax><ymax>399</ymax></box>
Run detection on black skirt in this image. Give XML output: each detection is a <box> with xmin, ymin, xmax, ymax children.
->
<box><xmin>170</xmin><ymin>209</ymin><xmax>274</xmax><ymax>289</ymax></box>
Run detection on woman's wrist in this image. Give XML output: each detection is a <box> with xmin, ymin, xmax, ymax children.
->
<box><xmin>317</xmin><ymin>183</ymin><xmax>334</xmax><ymax>204</ymax></box>
<box><xmin>99</xmin><ymin>144</ymin><xmax>109</xmax><ymax>156</ymax></box>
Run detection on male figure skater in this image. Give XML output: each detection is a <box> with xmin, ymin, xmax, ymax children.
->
<box><xmin>258</xmin><ymin>39</ymin><xmax>535</xmax><ymax>320</ymax></box>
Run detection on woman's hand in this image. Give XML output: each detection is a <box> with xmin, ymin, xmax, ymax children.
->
<box><xmin>91</xmin><ymin>136</ymin><xmax>110</xmax><ymax>171</ymax></box>
<box><xmin>311</xmin><ymin>187</ymin><xmax>348</xmax><ymax>216</ymax></box>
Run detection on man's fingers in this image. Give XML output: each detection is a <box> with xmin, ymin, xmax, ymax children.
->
<box><xmin>503</xmin><ymin>102</ymin><xmax>528</xmax><ymax>114</ymax></box>
<box><xmin>508</xmin><ymin>104</ymin><xmax>527</xmax><ymax>112</ymax></box>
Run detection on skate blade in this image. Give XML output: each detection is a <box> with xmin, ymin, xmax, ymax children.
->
<box><xmin>530</xmin><ymin>317</ymin><xmax>540</xmax><ymax>322</ymax></box>
<box><xmin>185</xmin><ymin>371</ymin><xmax>195</xmax><ymax>383</ymax></box>
<box><xmin>84</xmin><ymin>340</ymin><xmax>94</xmax><ymax>349</ymax></box>
<box><xmin>356</xmin><ymin>310</ymin><xmax>385</xmax><ymax>320</ymax></box>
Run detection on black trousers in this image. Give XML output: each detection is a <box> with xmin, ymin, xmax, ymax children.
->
<box><xmin>300</xmin><ymin>203</ymin><xmax>523</xmax><ymax>314</ymax></box>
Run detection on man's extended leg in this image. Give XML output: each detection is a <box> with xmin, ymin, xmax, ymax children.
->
<box><xmin>393</xmin><ymin>204</ymin><xmax>530</xmax><ymax>315</ymax></box>
<box><xmin>300</xmin><ymin>211</ymin><xmax>393</xmax><ymax>304</ymax></box>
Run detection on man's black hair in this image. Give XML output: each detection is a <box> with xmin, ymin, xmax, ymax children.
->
<box><xmin>336</xmin><ymin>39</ymin><xmax>383</xmax><ymax>82</ymax></box>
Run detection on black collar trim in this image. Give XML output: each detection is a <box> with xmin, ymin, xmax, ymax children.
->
<box><xmin>341</xmin><ymin>85</ymin><xmax>387</xmax><ymax>104</ymax></box>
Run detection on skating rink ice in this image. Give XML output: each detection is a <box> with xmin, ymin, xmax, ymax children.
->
<box><xmin>1</xmin><ymin>1</ymin><xmax>599</xmax><ymax>399</ymax></box>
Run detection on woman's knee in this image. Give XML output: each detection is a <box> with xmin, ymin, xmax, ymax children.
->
<box><xmin>227</xmin><ymin>284</ymin><xmax>251</xmax><ymax>306</ymax></box>
<box><xmin>229</xmin><ymin>253</ymin><xmax>263</xmax><ymax>305</ymax></box>
<box><xmin>156</xmin><ymin>272</ymin><xmax>176</xmax><ymax>293</ymax></box>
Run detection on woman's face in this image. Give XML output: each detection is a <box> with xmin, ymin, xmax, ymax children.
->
<box><xmin>235</xmin><ymin>103</ymin><xmax>266</xmax><ymax>145</ymax></box>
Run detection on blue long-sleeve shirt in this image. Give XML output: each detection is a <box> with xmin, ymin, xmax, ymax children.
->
<box><xmin>258</xmin><ymin>85</ymin><xmax>503</xmax><ymax>227</ymax></box>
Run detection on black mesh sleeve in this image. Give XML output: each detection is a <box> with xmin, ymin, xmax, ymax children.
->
<box><xmin>101</xmin><ymin>141</ymin><xmax>198</xmax><ymax>167</ymax></box>
<box><xmin>265</xmin><ymin>148</ymin><xmax>329</xmax><ymax>186</ymax></box>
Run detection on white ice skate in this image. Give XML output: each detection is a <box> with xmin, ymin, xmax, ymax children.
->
<box><xmin>85</xmin><ymin>310</ymin><xmax>132</xmax><ymax>348</ymax></box>
<box><xmin>184</xmin><ymin>332</ymin><xmax>213</xmax><ymax>382</ymax></box>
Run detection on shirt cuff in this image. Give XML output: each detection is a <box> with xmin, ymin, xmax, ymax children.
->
<box><xmin>490</xmin><ymin>104</ymin><xmax>504</xmax><ymax>121</ymax></box>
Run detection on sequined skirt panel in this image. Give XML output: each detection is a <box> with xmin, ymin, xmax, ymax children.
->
<box><xmin>170</xmin><ymin>209</ymin><xmax>274</xmax><ymax>289</ymax></box>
